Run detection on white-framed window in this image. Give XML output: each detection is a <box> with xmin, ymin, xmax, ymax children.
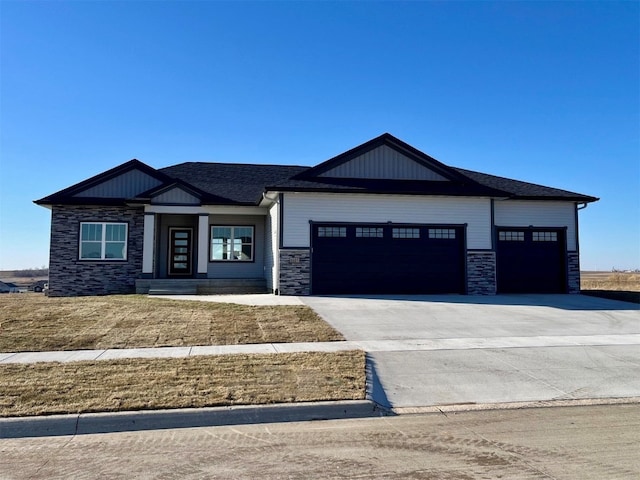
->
<box><xmin>79</xmin><ymin>222</ymin><xmax>128</xmax><ymax>260</ymax></box>
<box><xmin>211</xmin><ymin>226</ymin><xmax>254</xmax><ymax>261</ymax></box>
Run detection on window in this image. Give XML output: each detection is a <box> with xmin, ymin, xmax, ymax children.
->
<box><xmin>392</xmin><ymin>228</ymin><xmax>420</xmax><ymax>239</ymax></box>
<box><xmin>499</xmin><ymin>231</ymin><xmax>524</xmax><ymax>241</ymax></box>
<box><xmin>428</xmin><ymin>228</ymin><xmax>456</xmax><ymax>239</ymax></box>
<box><xmin>79</xmin><ymin>222</ymin><xmax>127</xmax><ymax>260</ymax></box>
<box><xmin>211</xmin><ymin>226</ymin><xmax>254</xmax><ymax>261</ymax></box>
<box><xmin>317</xmin><ymin>226</ymin><xmax>346</xmax><ymax>237</ymax></box>
<box><xmin>533</xmin><ymin>231</ymin><xmax>558</xmax><ymax>242</ymax></box>
<box><xmin>356</xmin><ymin>227</ymin><xmax>383</xmax><ymax>238</ymax></box>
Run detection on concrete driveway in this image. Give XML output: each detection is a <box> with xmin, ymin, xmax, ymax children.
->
<box><xmin>301</xmin><ymin>294</ymin><xmax>640</xmax><ymax>409</ymax></box>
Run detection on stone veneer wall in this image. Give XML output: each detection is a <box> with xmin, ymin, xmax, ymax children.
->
<box><xmin>278</xmin><ymin>249</ymin><xmax>310</xmax><ymax>295</ymax></box>
<box><xmin>48</xmin><ymin>205</ymin><xmax>145</xmax><ymax>296</ymax></box>
<box><xmin>466</xmin><ymin>251</ymin><xmax>496</xmax><ymax>295</ymax></box>
<box><xmin>567</xmin><ymin>252</ymin><xmax>580</xmax><ymax>294</ymax></box>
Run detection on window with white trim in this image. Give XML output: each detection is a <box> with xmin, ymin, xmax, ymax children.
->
<box><xmin>211</xmin><ymin>226</ymin><xmax>254</xmax><ymax>261</ymax></box>
<box><xmin>79</xmin><ymin>222</ymin><xmax>128</xmax><ymax>260</ymax></box>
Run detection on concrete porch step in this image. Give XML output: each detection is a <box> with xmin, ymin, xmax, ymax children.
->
<box><xmin>137</xmin><ymin>278</ymin><xmax>268</xmax><ymax>295</ymax></box>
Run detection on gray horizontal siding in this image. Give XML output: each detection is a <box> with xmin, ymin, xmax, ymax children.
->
<box><xmin>282</xmin><ymin>192</ymin><xmax>492</xmax><ymax>249</ymax></box>
<box><xmin>494</xmin><ymin>200</ymin><xmax>577</xmax><ymax>251</ymax></box>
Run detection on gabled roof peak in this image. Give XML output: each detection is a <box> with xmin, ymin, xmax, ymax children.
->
<box><xmin>294</xmin><ymin>133</ymin><xmax>471</xmax><ymax>183</ymax></box>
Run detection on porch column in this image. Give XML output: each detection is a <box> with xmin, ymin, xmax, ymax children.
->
<box><xmin>197</xmin><ymin>214</ymin><xmax>209</xmax><ymax>275</ymax></box>
<box><xmin>142</xmin><ymin>213</ymin><xmax>155</xmax><ymax>275</ymax></box>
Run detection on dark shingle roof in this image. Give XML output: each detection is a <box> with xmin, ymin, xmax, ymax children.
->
<box><xmin>453</xmin><ymin>167</ymin><xmax>598</xmax><ymax>202</ymax></box>
<box><xmin>159</xmin><ymin>162</ymin><xmax>308</xmax><ymax>204</ymax></box>
<box><xmin>34</xmin><ymin>135</ymin><xmax>598</xmax><ymax>206</ymax></box>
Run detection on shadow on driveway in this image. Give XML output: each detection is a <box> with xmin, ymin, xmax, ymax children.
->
<box><xmin>310</xmin><ymin>293</ymin><xmax>639</xmax><ymax>311</ymax></box>
<box><xmin>366</xmin><ymin>354</ymin><xmax>394</xmax><ymax>410</ymax></box>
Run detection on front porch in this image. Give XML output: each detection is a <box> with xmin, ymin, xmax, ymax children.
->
<box><xmin>139</xmin><ymin>206</ymin><xmax>274</xmax><ymax>295</ymax></box>
<box><xmin>136</xmin><ymin>278</ymin><xmax>268</xmax><ymax>295</ymax></box>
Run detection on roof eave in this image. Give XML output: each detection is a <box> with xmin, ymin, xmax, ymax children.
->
<box><xmin>508</xmin><ymin>195</ymin><xmax>599</xmax><ymax>203</ymax></box>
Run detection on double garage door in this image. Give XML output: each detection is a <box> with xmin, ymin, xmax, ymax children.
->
<box><xmin>496</xmin><ymin>228</ymin><xmax>567</xmax><ymax>293</ymax></box>
<box><xmin>310</xmin><ymin>223</ymin><xmax>567</xmax><ymax>295</ymax></box>
<box><xmin>311</xmin><ymin>223</ymin><xmax>465</xmax><ymax>295</ymax></box>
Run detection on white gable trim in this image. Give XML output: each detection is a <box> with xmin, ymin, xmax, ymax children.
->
<box><xmin>318</xmin><ymin>145</ymin><xmax>449</xmax><ymax>181</ymax></box>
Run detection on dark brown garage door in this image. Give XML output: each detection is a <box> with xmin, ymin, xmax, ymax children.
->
<box><xmin>496</xmin><ymin>228</ymin><xmax>566</xmax><ymax>293</ymax></box>
<box><xmin>311</xmin><ymin>223</ymin><xmax>465</xmax><ymax>295</ymax></box>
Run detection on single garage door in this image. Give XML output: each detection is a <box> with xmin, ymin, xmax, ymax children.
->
<box><xmin>496</xmin><ymin>228</ymin><xmax>566</xmax><ymax>293</ymax></box>
<box><xmin>311</xmin><ymin>223</ymin><xmax>465</xmax><ymax>295</ymax></box>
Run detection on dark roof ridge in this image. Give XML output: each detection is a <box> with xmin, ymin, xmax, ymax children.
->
<box><xmin>294</xmin><ymin>133</ymin><xmax>471</xmax><ymax>183</ymax></box>
<box><xmin>162</xmin><ymin>160</ymin><xmax>310</xmax><ymax>169</ymax></box>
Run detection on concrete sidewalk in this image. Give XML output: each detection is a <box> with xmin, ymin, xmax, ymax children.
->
<box><xmin>2</xmin><ymin>333</ymin><xmax>640</xmax><ymax>364</ymax></box>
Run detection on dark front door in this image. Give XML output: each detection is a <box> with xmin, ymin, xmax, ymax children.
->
<box><xmin>169</xmin><ymin>228</ymin><xmax>193</xmax><ymax>276</ymax></box>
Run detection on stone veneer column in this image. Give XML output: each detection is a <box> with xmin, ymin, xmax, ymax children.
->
<box><xmin>567</xmin><ymin>252</ymin><xmax>580</xmax><ymax>294</ymax></box>
<box><xmin>278</xmin><ymin>249</ymin><xmax>310</xmax><ymax>295</ymax></box>
<box><xmin>48</xmin><ymin>205</ymin><xmax>145</xmax><ymax>297</ymax></box>
<box><xmin>466</xmin><ymin>251</ymin><xmax>497</xmax><ymax>295</ymax></box>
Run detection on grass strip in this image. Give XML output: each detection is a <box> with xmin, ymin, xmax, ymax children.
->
<box><xmin>0</xmin><ymin>351</ymin><xmax>365</xmax><ymax>417</ymax></box>
<box><xmin>0</xmin><ymin>295</ymin><xmax>343</xmax><ymax>352</ymax></box>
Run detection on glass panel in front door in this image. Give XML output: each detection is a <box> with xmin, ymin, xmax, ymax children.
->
<box><xmin>169</xmin><ymin>229</ymin><xmax>192</xmax><ymax>275</ymax></box>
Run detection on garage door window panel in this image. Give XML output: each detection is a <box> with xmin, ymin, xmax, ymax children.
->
<box><xmin>428</xmin><ymin>228</ymin><xmax>456</xmax><ymax>239</ymax></box>
<box><xmin>356</xmin><ymin>227</ymin><xmax>383</xmax><ymax>238</ymax></box>
<box><xmin>499</xmin><ymin>231</ymin><xmax>524</xmax><ymax>241</ymax></box>
<box><xmin>318</xmin><ymin>226</ymin><xmax>346</xmax><ymax>237</ymax></box>
<box><xmin>392</xmin><ymin>228</ymin><xmax>420</xmax><ymax>239</ymax></box>
<box><xmin>533</xmin><ymin>231</ymin><xmax>557</xmax><ymax>242</ymax></box>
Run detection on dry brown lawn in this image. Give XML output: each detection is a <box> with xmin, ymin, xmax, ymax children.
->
<box><xmin>581</xmin><ymin>272</ymin><xmax>640</xmax><ymax>292</ymax></box>
<box><xmin>0</xmin><ymin>351</ymin><xmax>366</xmax><ymax>417</ymax></box>
<box><xmin>0</xmin><ymin>294</ymin><xmax>343</xmax><ymax>352</ymax></box>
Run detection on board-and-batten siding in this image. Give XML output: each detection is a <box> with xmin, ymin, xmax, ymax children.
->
<box><xmin>318</xmin><ymin>145</ymin><xmax>449</xmax><ymax>181</ymax></box>
<box><xmin>282</xmin><ymin>193</ymin><xmax>492</xmax><ymax>250</ymax></box>
<box><xmin>151</xmin><ymin>187</ymin><xmax>200</xmax><ymax>205</ymax></box>
<box><xmin>74</xmin><ymin>169</ymin><xmax>163</xmax><ymax>198</ymax></box>
<box><xmin>494</xmin><ymin>200</ymin><xmax>577</xmax><ymax>251</ymax></box>
<box><xmin>264</xmin><ymin>203</ymin><xmax>279</xmax><ymax>291</ymax></box>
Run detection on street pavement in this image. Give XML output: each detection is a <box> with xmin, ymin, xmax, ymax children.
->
<box><xmin>1</xmin><ymin>404</ymin><xmax>638</xmax><ymax>479</ymax></box>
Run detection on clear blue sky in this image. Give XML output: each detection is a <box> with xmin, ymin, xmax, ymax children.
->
<box><xmin>1</xmin><ymin>1</ymin><xmax>638</xmax><ymax>271</ymax></box>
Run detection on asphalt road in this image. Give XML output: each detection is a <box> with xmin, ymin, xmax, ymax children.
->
<box><xmin>1</xmin><ymin>404</ymin><xmax>638</xmax><ymax>479</ymax></box>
